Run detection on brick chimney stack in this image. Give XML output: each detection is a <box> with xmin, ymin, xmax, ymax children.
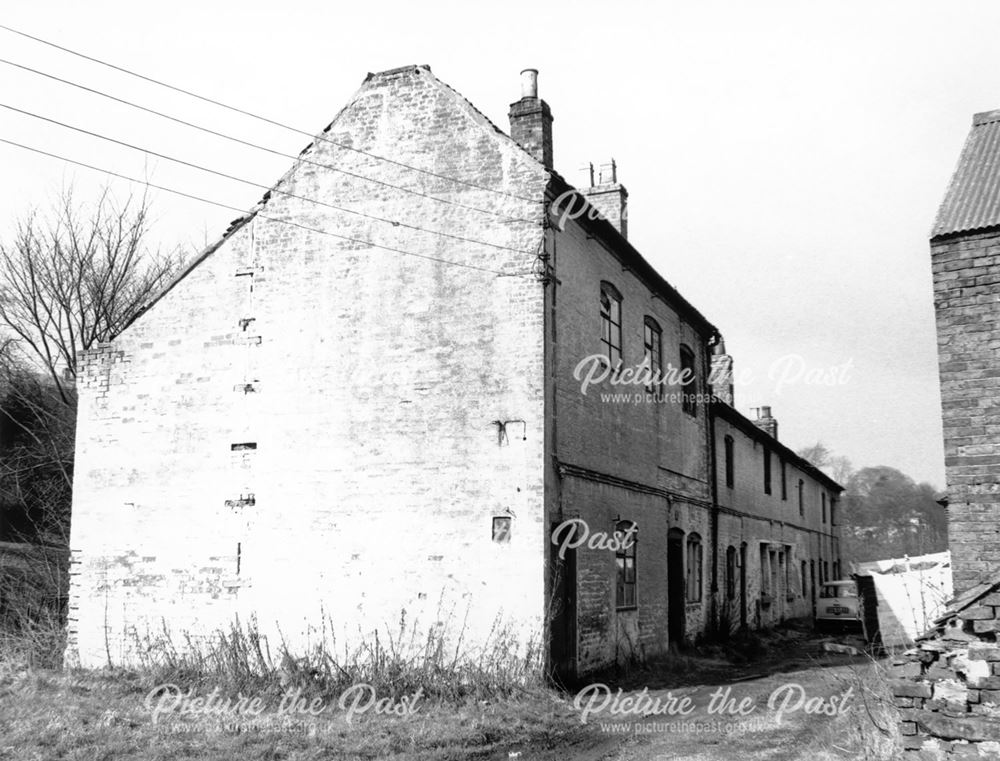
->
<box><xmin>509</xmin><ymin>69</ymin><xmax>553</xmax><ymax>169</ymax></box>
<box><xmin>754</xmin><ymin>406</ymin><xmax>778</xmax><ymax>440</ymax></box>
<box><xmin>709</xmin><ymin>336</ymin><xmax>734</xmax><ymax>405</ymax></box>
<box><xmin>582</xmin><ymin>160</ymin><xmax>629</xmax><ymax>239</ymax></box>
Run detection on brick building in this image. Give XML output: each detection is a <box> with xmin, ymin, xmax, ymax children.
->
<box><xmin>931</xmin><ymin>108</ymin><xmax>1000</xmax><ymax>596</ymax></box>
<box><xmin>878</xmin><ymin>103</ymin><xmax>1000</xmax><ymax>758</ymax></box>
<box><xmin>67</xmin><ymin>65</ymin><xmax>841</xmax><ymax>678</ymax></box>
<box><xmin>713</xmin><ymin>400</ymin><xmax>842</xmax><ymax>634</ymax></box>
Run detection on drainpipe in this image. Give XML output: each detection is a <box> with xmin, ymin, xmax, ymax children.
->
<box><xmin>707</xmin><ymin>332</ymin><xmax>722</xmax><ymax>634</ymax></box>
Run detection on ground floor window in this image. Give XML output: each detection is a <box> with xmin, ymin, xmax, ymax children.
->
<box><xmin>725</xmin><ymin>546</ymin><xmax>736</xmax><ymax>599</ymax></box>
<box><xmin>686</xmin><ymin>533</ymin><xmax>703</xmax><ymax>601</ymax></box>
<box><xmin>615</xmin><ymin>520</ymin><xmax>637</xmax><ymax>609</ymax></box>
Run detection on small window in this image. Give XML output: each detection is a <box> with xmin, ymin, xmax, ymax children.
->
<box><xmin>798</xmin><ymin>479</ymin><xmax>804</xmax><ymax>517</ymax></box>
<box><xmin>763</xmin><ymin>448</ymin><xmax>772</xmax><ymax>495</ymax></box>
<box><xmin>600</xmin><ymin>283</ymin><xmax>623</xmax><ymax>369</ymax></box>
<box><xmin>821</xmin><ymin>492</ymin><xmax>827</xmax><ymax>524</ymax></box>
<box><xmin>800</xmin><ymin>560</ymin><xmax>807</xmax><ymax>596</ymax></box>
<box><xmin>725</xmin><ymin>546</ymin><xmax>737</xmax><ymax>600</ymax></box>
<box><xmin>680</xmin><ymin>345</ymin><xmax>697</xmax><ymax>416</ymax></box>
<box><xmin>615</xmin><ymin>520</ymin><xmax>637</xmax><ymax>609</ymax></box>
<box><xmin>780</xmin><ymin>461</ymin><xmax>787</xmax><ymax>500</ymax></box>
<box><xmin>492</xmin><ymin>516</ymin><xmax>511</xmax><ymax>543</ymax></box>
<box><xmin>724</xmin><ymin>436</ymin><xmax>735</xmax><ymax>489</ymax></box>
<box><xmin>643</xmin><ymin>317</ymin><xmax>662</xmax><ymax>394</ymax></box>
<box><xmin>686</xmin><ymin>533</ymin><xmax>703</xmax><ymax>602</ymax></box>
<box><xmin>830</xmin><ymin>497</ymin><xmax>837</xmax><ymax>526</ymax></box>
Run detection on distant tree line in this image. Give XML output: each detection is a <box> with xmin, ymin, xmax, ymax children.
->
<box><xmin>797</xmin><ymin>443</ymin><xmax>947</xmax><ymax>565</ymax></box>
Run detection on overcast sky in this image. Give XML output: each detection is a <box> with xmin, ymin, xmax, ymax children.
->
<box><xmin>2</xmin><ymin>0</ymin><xmax>994</xmax><ymax>488</ymax></box>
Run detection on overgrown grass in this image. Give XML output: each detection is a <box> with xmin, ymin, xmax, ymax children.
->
<box><xmin>124</xmin><ymin>609</ymin><xmax>543</xmax><ymax>703</ymax></box>
<box><xmin>819</xmin><ymin>652</ymin><xmax>902</xmax><ymax>760</ymax></box>
<box><xmin>0</xmin><ymin>576</ymin><xmax>65</xmax><ymax>674</ymax></box>
<box><xmin>0</xmin><ymin>607</ymin><xmax>591</xmax><ymax>760</ymax></box>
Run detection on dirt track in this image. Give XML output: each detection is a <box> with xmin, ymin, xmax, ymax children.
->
<box><xmin>500</xmin><ymin>628</ymin><xmax>896</xmax><ymax>761</ymax></box>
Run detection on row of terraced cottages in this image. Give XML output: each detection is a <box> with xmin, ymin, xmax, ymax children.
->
<box><xmin>67</xmin><ymin>65</ymin><xmax>842</xmax><ymax>680</ymax></box>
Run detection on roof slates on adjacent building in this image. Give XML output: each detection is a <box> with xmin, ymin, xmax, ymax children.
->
<box><xmin>933</xmin><ymin>109</ymin><xmax>1000</xmax><ymax>239</ymax></box>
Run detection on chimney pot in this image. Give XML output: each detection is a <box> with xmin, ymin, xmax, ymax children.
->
<box><xmin>520</xmin><ymin>68</ymin><xmax>539</xmax><ymax>99</ymax></box>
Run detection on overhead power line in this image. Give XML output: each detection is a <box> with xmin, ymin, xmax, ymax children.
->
<box><xmin>0</xmin><ymin>137</ymin><xmax>536</xmax><ymax>279</ymax></box>
<box><xmin>0</xmin><ymin>102</ymin><xmax>536</xmax><ymax>256</ymax></box>
<box><xmin>0</xmin><ymin>23</ymin><xmax>539</xmax><ymax>204</ymax></box>
<box><xmin>0</xmin><ymin>57</ymin><xmax>537</xmax><ymax>226</ymax></box>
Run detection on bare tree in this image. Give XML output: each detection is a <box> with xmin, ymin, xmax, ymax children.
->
<box><xmin>797</xmin><ymin>441</ymin><xmax>854</xmax><ymax>485</ymax></box>
<box><xmin>0</xmin><ymin>185</ymin><xmax>178</xmax><ymax>550</ymax></box>
<box><xmin>0</xmin><ymin>185</ymin><xmax>178</xmax><ymax>404</ymax></box>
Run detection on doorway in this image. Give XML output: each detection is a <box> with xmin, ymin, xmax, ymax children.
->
<box><xmin>739</xmin><ymin>541</ymin><xmax>747</xmax><ymax>630</ymax></box>
<box><xmin>810</xmin><ymin>560</ymin><xmax>817</xmax><ymax>619</ymax></box>
<box><xmin>667</xmin><ymin>528</ymin><xmax>686</xmax><ymax>646</ymax></box>
<box><xmin>549</xmin><ymin>522</ymin><xmax>576</xmax><ymax>685</ymax></box>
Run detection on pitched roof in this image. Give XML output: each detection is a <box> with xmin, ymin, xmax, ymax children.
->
<box><xmin>119</xmin><ymin>64</ymin><xmax>544</xmax><ymax>333</ymax></box>
<box><xmin>546</xmin><ymin>173</ymin><xmax>718</xmax><ymax>338</ymax></box>
<box><xmin>120</xmin><ymin>64</ymin><xmax>718</xmax><ymax>342</ymax></box>
<box><xmin>711</xmin><ymin>400</ymin><xmax>845</xmax><ymax>493</ymax></box>
<box><xmin>932</xmin><ymin>109</ymin><xmax>1000</xmax><ymax>239</ymax></box>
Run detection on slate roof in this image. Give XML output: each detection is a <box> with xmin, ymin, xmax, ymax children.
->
<box><xmin>932</xmin><ymin>109</ymin><xmax>1000</xmax><ymax>239</ymax></box>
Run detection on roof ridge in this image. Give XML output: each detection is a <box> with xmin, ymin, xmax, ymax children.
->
<box><xmin>931</xmin><ymin>111</ymin><xmax>1000</xmax><ymax>239</ymax></box>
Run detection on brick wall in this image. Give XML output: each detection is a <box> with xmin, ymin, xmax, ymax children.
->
<box><xmin>713</xmin><ymin>416</ymin><xmax>840</xmax><ymax>630</ymax></box>
<box><xmin>546</xmin><ymin>200</ymin><xmax>716</xmax><ymax>667</ymax></box>
<box><xmin>68</xmin><ymin>66</ymin><xmax>552</xmax><ymax>668</ymax></box>
<box><xmin>889</xmin><ymin>590</ymin><xmax>1000</xmax><ymax>758</ymax></box>
<box><xmin>932</xmin><ymin>229</ymin><xmax>1000</xmax><ymax>594</ymax></box>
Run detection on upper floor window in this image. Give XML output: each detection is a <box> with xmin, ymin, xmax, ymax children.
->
<box><xmin>643</xmin><ymin>317</ymin><xmax>662</xmax><ymax>394</ymax></box>
<box><xmin>798</xmin><ymin>479</ymin><xmax>804</xmax><ymax>517</ymax></box>
<box><xmin>822</xmin><ymin>492</ymin><xmax>827</xmax><ymax>524</ymax></box>
<box><xmin>680</xmin><ymin>344</ymin><xmax>697</xmax><ymax>416</ymax></box>
<box><xmin>615</xmin><ymin>520</ymin><xmax>637</xmax><ymax>609</ymax></box>
<box><xmin>600</xmin><ymin>283</ymin><xmax>623</xmax><ymax>369</ymax></box>
<box><xmin>686</xmin><ymin>533</ymin><xmax>703</xmax><ymax>602</ymax></box>
<box><xmin>724</xmin><ymin>435</ymin><xmax>735</xmax><ymax>489</ymax></box>
<box><xmin>780</xmin><ymin>460</ymin><xmax>787</xmax><ymax>500</ymax></box>
<box><xmin>830</xmin><ymin>497</ymin><xmax>837</xmax><ymax>526</ymax></box>
<box><xmin>763</xmin><ymin>448</ymin><xmax>772</xmax><ymax>495</ymax></box>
